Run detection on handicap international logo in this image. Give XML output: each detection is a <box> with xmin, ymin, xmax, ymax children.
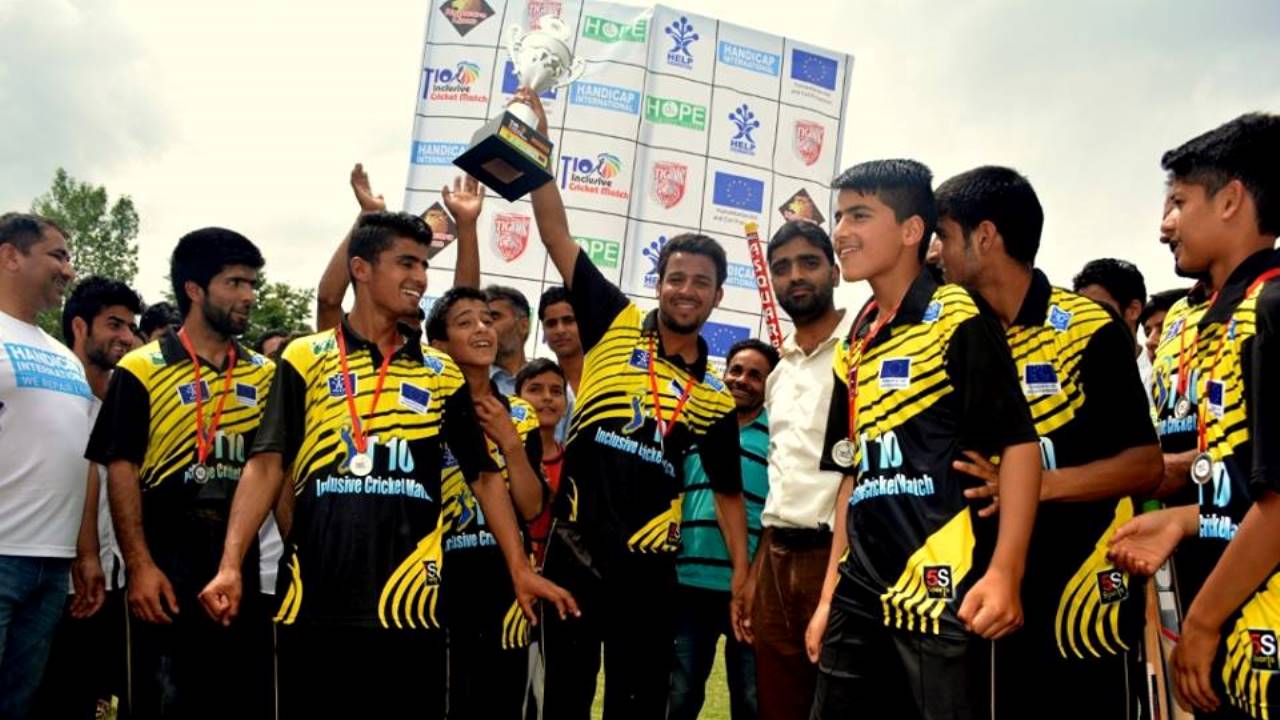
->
<box><xmin>728</xmin><ymin>104</ymin><xmax>760</xmax><ymax>156</ymax></box>
<box><xmin>422</xmin><ymin>61</ymin><xmax>487</xmax><ymax>104</ymax></box>
<box><xmin>790</xmin><ymin>48</ymin><xmax>838</xmax><ymax>90</ymax></box>
<box><xmin>492</xmin><ymin>213</ymin><xmax>531</xmax><ymax>263</ymax></box>
<box><xmin>421</xmin><ymin>202</ymin><xmax>458</xmax><ymax>247</ymax></box>
<box><xmin>2</xmin><ymin>342</ymin><xmax>91</xmax><ymax>398</ymax></box>
<box><xmin>793</xmin><ymin>119</ymin><xmax>825</xmax><ymax>166</ymax></box>
<box><xmin>641</xmin><ymin>235</ymin><xmax>670</xmax><ymax>289</ymax></box>
<box><xmin>558</xmin><ymin>153</ymin><xmax>629</xmax><ymax>201</ymax></box>
<box><xmin>644</xmin><ymin>95</ymin><xmax>707</xmax><ymax>131</ymax></box>
<box><xmin>717</xmin><ymin>40</ymin><xmax>780</xmax><ymax>77</ymax></box>
<box><xmin>1048</xmin><ymin>305</ymin><xmax>1073</xmax><ymax>332</ymax></box>
<box><xmin>712</xmin><ymin>171</ymin><xmax>765</xmax><ymax>214</ymax></box>
<box><xmin>702</xmin><ymin>321</ymin><xmax>751</xmax><ymax>358</ymax></box>
<box><xmin>664</xmin><ymin>16</ymin><xmax>699</xmax><ymax>69</ymax></box>
<box><xmin>725</xmin><ymin>263</ymin><xmax>756</xmax><ymax>290</ymax></box>
<box><xmin>650</xmin><ymin>161</ymin><xmax>688</xmax><ymax>209</ymax></box>
<box><xmin>778</xmin><ymin>188</ymin><xmax>825</xmax><ymax>226</ymax></box>
<box><xmin>439</xmin><ymin>0</ymin><xmax>494</xmax><ymax>36</ymax></box>
<box><xmin>569</xmin><ymin>82</ymin><xmax>641</xmax><ymax>114</ymax></box>
<box><xmin>412</xmin><ymin>141</ymin><xmax>468</xmax><ymax>166</ymax></box>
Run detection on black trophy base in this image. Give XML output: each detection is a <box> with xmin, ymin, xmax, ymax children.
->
<box><xmin>453</xmin><ymin>111</ymin><xmax>555</xmax><ymax>202</ymax></box>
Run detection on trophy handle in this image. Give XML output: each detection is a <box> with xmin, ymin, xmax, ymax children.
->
<box><xmin>553</xmin><ymin>58</ymin><xmax>587</xmax><ymax>89</ymax></box>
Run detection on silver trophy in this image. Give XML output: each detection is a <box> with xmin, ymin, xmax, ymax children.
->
<box><xmin>454</xmin><ymin>16</ymin><xmax>587</xmax><ymax>201</ymax></box>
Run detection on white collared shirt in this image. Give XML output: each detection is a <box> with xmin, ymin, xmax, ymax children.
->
<box><xmin>762</xmin><ymin>309</ymin><xmax>854</xmax><ymax>530</ymax></box>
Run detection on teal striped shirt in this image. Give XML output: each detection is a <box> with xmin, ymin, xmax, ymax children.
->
<box><xmin>676</xmin><ymin>410</ymin><xmax>768</xmax><ymax>591</ymax></box>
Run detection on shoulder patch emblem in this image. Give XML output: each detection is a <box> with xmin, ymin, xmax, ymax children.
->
<box><xmin>922</xmin><ymin>301</ymin><xmax>942</xmax><ymax>323</ymax></box>
<box><xmin>423</xmin><ymin>355</ymin><xmax>445</xmax><ymax>374</ymax></box>
<box><xmin>1048</xmin><ymin>305</ymin><xmax>1073</xmax><ymax>332</ymax></box>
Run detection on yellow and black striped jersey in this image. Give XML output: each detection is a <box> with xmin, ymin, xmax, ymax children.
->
<box><xmin>252</xmin><ymin>318</ymin><xmax>495</xmax><ymax>630</ymax></box>
<box><xmin>87</xmin><ymin>328</ymin><xmax>274</xmax><ymax>596</ymax></box>
<box><xmin>1183</xmin><ymin>250</ymin><xmax>1280</xmax><ymax>718</ymax></box>
<box><xmin>554</xmin><ymin>249</ymin><xmax>741</xmax><ymax>563</ymax></box>
<box><xmin>439</xmin><ymin>389</ymin><xmax>542</xmax><ymax>650</ymax></box>
<box><xmin>1001</xmin><ymin>271</ymin><xmax>1157</xmax><ymax>660</ymax></box>
<box><xmin>820</xmin><ymin>269</ymin><xmax>1037</xmax><ymax>637</ymax></box>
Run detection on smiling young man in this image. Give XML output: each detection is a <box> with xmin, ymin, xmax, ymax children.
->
<box><xmin>933</xmin><ymin>166</ymin><xmax>1163</xmax><ymax>719</ymax></box>
<box><xmin>517</xmin><ymin>87</ymin><xmax>748</xmax><ymax>720</ymax></box>
<box><xmin>810</xmin><ymin>160</ymin><xmax>1042</xmax><ymax>720</ymax></box>
<box><xmin>199</xmin><ymin>211</ymin><xmax>573</xmax><ymax>719</ymax></box>
<box><xmin>86</xmin><ymin>228</ymin><xmax>276</xmax><ymax>719</ymax></box>
<box><xmin>538</xmin><ymin>286</ymin><xmax>582</xmax><ymax>442</ymax></box>
<box><xmin>1107</xmin><ymin>113</ymin><xmax>1280</xmax><ymax>719</ymax></box>
<box><xmin>425</xmin><ymin>285</ymin><xmax>547</xmax><ymax>719</ymax></box>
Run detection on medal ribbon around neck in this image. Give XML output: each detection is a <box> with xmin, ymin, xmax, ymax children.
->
<box><xmin>845</xmin><ymin>301</ymin><xmax>899</xmax><ymax>443</ymax></box>
<box><xmin>336</xmin><ymin>325</ymin><xmax>396</xmax><ymax>456</ymax></box>
<box><xmin>177</xmin><ymin>328</ymin><xmax>237</xmax><ymax>466</ymax></box>
<box><xmin>647</xmin><ymin>335</ymin><xmax>696</xmax><ymax>439</ymax></box>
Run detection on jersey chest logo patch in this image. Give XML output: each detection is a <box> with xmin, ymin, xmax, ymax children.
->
<box><xmin>399</xmin><ymin>382</ymin><xmax>432</xmax><ymax>414</ymax></box>
<box><xmin>922</xmin><ymin>301</ymin><xmax>942</xmax><ymax>323</ymax></box>
<box><xmin>1049</xmin><ymin>305</ymin><xmax>1073</xmax><ymax>332</ymax></box>
<box><xmin>923</xmin><ymin>565</ymin><xmax>953</xmax><ymax>599</ymax></box>
<box><xmin>327</xmin><ymin>372</ymin><xmax>356</xmax><ymax>398</ymax></box>
<box><xmin>177</xmin><ymin>380</ymin><xmax>211</xmax><ymax>405</ymax></box>
<box><xmin>1095</xmin><ymin>569</ymin><xmax>1128</xmax><ymax>604</ymax></box>
<box><xmin>629</xmin><ymin>348</ymin><xmax>651</xmax><ymax>371</ymax></box>
<box><xmin>235</xmin><ymin>382</ymin><xmax>258</xmax><ymax>407</ymax></box>
<box><xmin>1249</xmin><ymin>629</ymin><xmax>1279</xmax><ymax>671</ymax></box>
<box><xmin>1207</xmin><ymin>379</ymin><xmax>1225</xmax><ymax>418</ymax></box>
<box><xmin>1023</xmin><ymin>362</ymin><xmax>1060</xmax><ymax>396</ymax></box>
<box><xmin>878</xmin><ymin>358</ymin><xmax>911</xmax><ymax>390</ymax></box>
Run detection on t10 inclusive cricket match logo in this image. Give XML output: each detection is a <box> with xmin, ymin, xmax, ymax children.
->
<box><xmin>559</xmin><ymin>152</ymin><xmax>629</xmax><ymax>200</ymax></box>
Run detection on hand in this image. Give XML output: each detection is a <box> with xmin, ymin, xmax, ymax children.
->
<box><xmin>1171</xmin><ymin>614</ymin><xmax>1221</xmax><ymax>713</ymax></box>
<box><xmin>69</xmin><ymin>553</ymin><xmax>106</xmax><ymax>619</ymax></box>
<box><xmin>512</xmin><ymin>567</ymin><xmax>580</xmax><ymax>624</ymax></box>
<box><xmin>127</xmin><ymin>561</ymin><xmax>179</xmax><ymax>624</ymax></box>
<box><xmin>1106</xmin><ymin>509</ymin><xmax>1185</xmax><ymax>576</ymax></box>
<box><xmin>475</xmin><ymin>396</ymin><xmax>522</xmax><ymax>454</ymax></box>
<box><xmin>198</xmin><ymin>567</ymin><xmax>243</xmax><ymax>627</ymax></box>
<box><xmin>350</xmin><ymin>162</ymin><xmax>386</xmax><ymax>213</ymax></box>
<box><xmin>729</xmin><ymin>564</ymin><xmax>749</xmax><ymax>643</ymax></box>
<box><xmin>442</xmin><ymin>175</ymin><xmax>486</xmax><ymax>227</ymax></box>
<box><xmin>957</xmin><ymin>567</ymin><xmax>1023</xmax><ymax>639</ymax></box>
<box><xmin>956</xmin><ymin>450</ymin><xmax>1000</xmax><ymax>518</ymax></box>
<box><xmin>805</xmin><ymin>601</ymin><xmax>830</xmax><ymax>664</ymax></box>
<box><xmin>510</xmin><ymin>87</ymin><xmax>549</xmax><ymax>135</ymax></box>
<box><xmin>735</xmin><ymin>566</ymin><xmax>757</xmax><ymax>644</ymax></box>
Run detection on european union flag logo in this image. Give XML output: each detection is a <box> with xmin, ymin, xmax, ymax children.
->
<box><xmin>177</xmin><ymin>380</ymin><xmax>211</xmax><ymax>405</ymax></box>
<box><xmin>1207</xmin><ymin>379</ymin><xmax>1224</xmax><ymax>409</ymax></box>
<box><xmin>712</xmin><ymin>172</ymin><xmax>764</xmax><ymax>213</ymax></box>
<box><xmin>328</xmin><ymin>372</ymin><xmax>356</xmax><ymax>398</ymax></box>
<box><xmin>1049</xmin><ymin>305</ymin><xmax>1073</xmax><ymax>332</ymax></box>
<box><xmin>1023</xmin><ymin>362</ymin><xmax>1060</xmax><ymax>395</ymax></box>
<box><xmin>879</xmin><ymin>357</ymin><xmax>911</xmax><ymax>390</ymax></box>
<box><xmin>400</xmin><ymin>382</ymin><xmax>432</xmax><ymax>414</ymax></box>
<box><xmin>702</xmin><ymin>321</ymin><xmax>751</xmax><ymax>358</ymax></box>
<box><xmin>790</xmin><ymin>49</ymin><xmax>838</xmax><ymax>90</ymax></box>
<box><xmin>235</xmin><ymin>382</ymin><xmax>258</xmax><ymax>407</ymax></box>
<box><xmin>502</xmin><ymin>61</ymin><xmax>557</xmax><ymax>99</ymax></box>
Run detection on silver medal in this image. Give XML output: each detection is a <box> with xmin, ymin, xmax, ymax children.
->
<box><xmin>192</xmin><ymin>464</ymin><xmax>209</xmax><ymax>482</ymax></box>
<box><xmin>1190</xmin><ymin>452</ymin><xmax>1214</xmax><ymax>485</ymax></box>
<box><xmin>831</xmin><ymin>439</ymin><xmax>856</xmax><ymax>469</ymax></box>
<box><xmin>350</xmin><ymin>453</ymin><xmax>374</xmax><ymax>477</ymax></box>
<box><xmin>1174</xmin><ymin>396</ymin><xmax>1191</xmax><ymax>419</ymax></box>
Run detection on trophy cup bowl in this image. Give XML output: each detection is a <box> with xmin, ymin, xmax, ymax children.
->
<box><xmin>453</xmin><ymin>17</ymin><xmax>586</xmax><ymax>201</ymax></box>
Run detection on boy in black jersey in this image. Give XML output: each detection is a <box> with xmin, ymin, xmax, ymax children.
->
<box><xmin>811</xmin><ymin>160</ymin><xmax>1042</xmax><ymax>720</ymax></box>
<box><xmin>199</xmin><ymin>212</ymin><xmax>574</xmax><ymax>719</ymax></box>
<box><xmin>1109</xmin><ymin>114</ymin><xmax>1280</xmax><ymax>719</ymax></box>
<box><xmin>426</xmin><ymin>285</ymin><xmax>547</xmax><ymax>719</ymax></box>
<box><xmin>934</xmin><ymin>166</ymin><xmax>1163</xmax><ymax>718</ymax></box>
<box><xmin>517</xmin><ymin>88</ymin><xmax>750</xmax><ymax>720</ymax></box>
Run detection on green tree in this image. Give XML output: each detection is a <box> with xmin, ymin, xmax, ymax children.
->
<box><xmin>30</xmin><ymin>168</ymin><xmax>141</xmax><ymax>336</ymax></box>
<box><xmin>246</xmin><ymin>276</ymin><xmax>314</xmax><ymax>347</ymax></box>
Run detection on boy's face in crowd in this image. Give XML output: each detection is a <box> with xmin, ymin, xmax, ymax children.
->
<box><xmin>436</xmin><ymin>298</ymin><xmax>498</xmax><ymax>368</ymax></box>
<box><xmin>86</xmin><ymin>305</ymin><xmax>140</xmax><ymax>370</ymax></box>
<box><xmin>541</xmin><ymin>301</ymin><xmax>581</xmax><ymax>359</ymax></box>
<box><xmin>832</xmin><ymin>190</ymin><xmax>918</xmax><ymax>283</ymax></box>
<box><xmin>519</xmin><ymin>370</ymin><xmax>567</xmax><ymax>431</ymax></box>
<box><xmin>656</xmin><ymin>251</ymin><xmax>721</xmax><ymax>334</ymax></box>
<box><xmin>1143</xmin><ymin>308</ymin><xmax>1169</xmax><ymax>363</ymax></box>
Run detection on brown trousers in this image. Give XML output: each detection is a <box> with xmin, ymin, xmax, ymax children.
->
<box><xmin>751</xmin><ymin>530</ymin><xmax>832</xmax><ymax>720</ymax></box>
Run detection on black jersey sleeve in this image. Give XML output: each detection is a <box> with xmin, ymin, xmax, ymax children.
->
<box><xmin>819</xmin><ymin>367</ymin><xmax>850</xmax><ymax>473</ymax></box>
<box><xmin>700</xmin><ymin>409</ymin><xmax>743</xmax><ymax>495</ymax></box>
<box><xmin>249</xmin><ymin>359</ymin><xmax>306</xmax><ymax>466</ymax></box>
<box><xmin>567</xmin><ymin>248</ymin><xmax>631</xmax><ymax>353</ymax></box>
<box><xmin>950</xmin><ymin>315</ymin><xmax>1039</xmax><ymax>454</ymax></box>
<box><xmin>1251</xmin><ymin>282</ymin><xmax>1280</xmax><ymax>493</ymax></box>
<box><xmin>85</xmin><ymin>368</ymin><xmax>151</xmax><ymax>467</ymax></box>
<box><xmin>1078</xmin><ymin>319</ymin><xmax>1160</xmax><ymax>457</ymax></box>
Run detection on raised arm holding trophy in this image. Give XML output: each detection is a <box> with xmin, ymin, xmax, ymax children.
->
<box><xmin>453</xmin><ymin>16</ymin><xmax>586</xmax><ymax>201</ymax></box>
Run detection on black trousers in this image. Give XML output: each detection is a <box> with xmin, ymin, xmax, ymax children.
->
<box><xmin>32</xmin><ymin>590</ymin><xmax>128</xmax><ymax>720</ymax></box>
<box><xmin>540</xmin><ymin>533</ymin><xmax>677</xmax><ymax>720</ymax></box>
<box><xmin>447</xmin><ymin>622</ymin><xmax>528</xmax><ymax>719</ymax></box>
<box><xmin>993</xmin><ymin>629</ymin><xmax>1148</xmax><ymax>720</ymax></box>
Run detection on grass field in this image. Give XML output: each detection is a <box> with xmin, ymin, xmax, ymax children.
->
<box><xmin>591</xmin><ymin>638</ymin><xmax>732</xmax><ymax>719</ymax></box>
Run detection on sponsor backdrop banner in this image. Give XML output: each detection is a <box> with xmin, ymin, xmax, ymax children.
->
<box><xmin>405</xmin><ymin>0</ymin><xmax>853</xmax><ymax>363</ymax></box>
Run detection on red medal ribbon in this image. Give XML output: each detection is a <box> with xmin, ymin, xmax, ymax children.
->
<box><xmin>336</xmin><ymin>325</ymin><xmax>396</xmax><ymax>454</ymax></box>
<box><xmin>647</xmin><ymin>336</ymin><xmax>696</xmax><ymax>439</ymax></box>
<box><xmin>846</xmin><ymin>301</ymin><xmax>899</xmax><ymax>443</ymax></box>
<box><xmin>177</xmin><ymin>328</ymin><xmax>238</xmax><ymax>465</ymax></box>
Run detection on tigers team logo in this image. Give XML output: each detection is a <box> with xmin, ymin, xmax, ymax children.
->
<box><xmin>793</xmin><ymin>119</ymin><xmax>825</xmax><ymax>166</ymax></box>
<box><xmin>650</xmin><ymin>162</ymin><xmax>688</xmax><ymax>209</ymax></box>
<box><xmin>923</xmin><ymin>565</ymin><xmax>953</xmax><ymax>599</ymax></box>
<box><xmin>491</xmin><ymin>213</ymin><xmax>530</xmax><ymax>262</ymax></box>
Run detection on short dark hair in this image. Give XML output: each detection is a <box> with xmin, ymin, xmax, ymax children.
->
<box><xmin>832</xmin><ymin>160</ymin><xmax>937</xmax><ymax>262</ymax></box>
<box><xmin>0</xmin><ymin>213</ymin><xmax>66</xmax><ymax>253</ymax></box>
<box><xmin>726</xmin><ymin>338</ymin><xmax>780</xmax><ymax>371</ymax></box>
<box><xmin>935</xmin><ymin>166</ymin><xmax>1044</xmax><ymax>266</ymax></box>
<box><xmin>1161</xmin><ymin>112</ymin><xmax>1280</xmax><ymax>236</ymax></box>
<box><xmin>484</xmin><ymin>285</ymin><xmax>531</xmax><ymax>319</ymax></box>
<box><xmin>348</xmin><ymin>211</ymin><xmax>433</xmax><ymax>269</ymax></box>
<box><xmin>538</xmin><ymin>286</ymin><xmax>572</xmax><ymax>321</ymax></box>
<box><xmin>61</xmin><ymin>276</ymin><xmax>142</xmax><ymax>346</ymax></box>
<box><xmin>767</xmin><ymin>220</ymin><xmax>834</xmax><ymax>265</ymax></box>
<box><xmin>1072</xmin><ymin>259</ymin><xmax>1147</xmax><ymax>311</ymax></box>
<box><xmin>425</xmin><ymin>285</ymin><xmax>488</xmax><ymax>343</ymax></box>
<box><xmin>515</xmin><ymin>357</ymin><xmax>566</xmax><ymax>395</ymax></box>
<box><xmin>1140</xmin><ymin>288</ymin><xmax>1188</xmax><ymax>328</ymax></box>
<box><xmin>139</xmin><ymin>301</ymin><xmax>181</xmax><ymax>338</ymax></box>
<box><xmin>170</xmin><ymin>227</ymin><xmax>265</xmax><ymax>316</ymax></box>
<box><xmin>657</xmin><ymin>233</ymin><xmax>727</xmax><ymax>288</ymax></box>
<box><xmin>255</xmin><ymin>329</ymin><xmax>289</xmax><ymax>355</ymax></box>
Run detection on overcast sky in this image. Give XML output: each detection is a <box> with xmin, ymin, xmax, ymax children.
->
<box><xmin>3</xmin><ymin>0</ymin><xmax>1277</xmax><ymax>315</ymax></box>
